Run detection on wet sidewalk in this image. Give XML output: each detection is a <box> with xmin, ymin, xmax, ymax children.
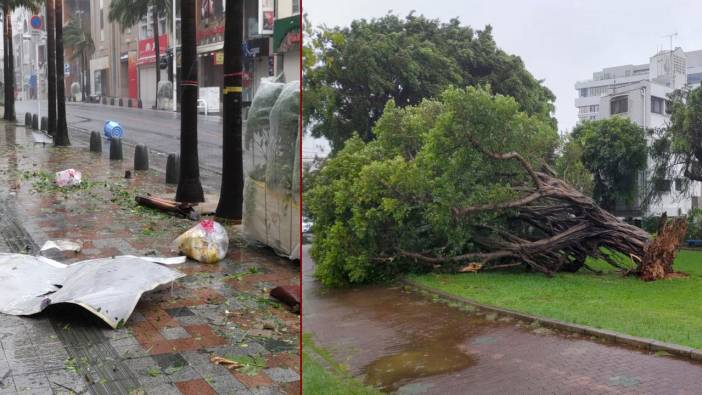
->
<box><xmin>302</xmin><ymin>245</ymin><xmax>702</xmax><ymax>394</ymax></box>
<box><xmin>0</xmin><ymin>122</ymin><xmax>300</xmax><ymax>394</ymax></box>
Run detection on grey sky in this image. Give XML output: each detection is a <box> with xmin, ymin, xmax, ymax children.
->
<box><xmin>303</xmin><ymin>0</ymin><xmax>699</xmax><ymax>132</ymax></box>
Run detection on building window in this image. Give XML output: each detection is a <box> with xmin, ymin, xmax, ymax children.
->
<box><xmin>651</xmin><ymin>96</ymin><xmax>664</xmax><ymax>114</ymax></box>
<box><xmin>292</xmin><ymin>0</ymin><xmax>300</xmax><ymax>13</ymax></box>
<box><xmin>610</xmin><ymin>96</ymin><xmax>628</xmax><ymax>114</ymax></box>
<box><xmin>589</xmin><ymin>105</ymin><xmax>599</xmax><ymax>113</ymax></box>
<box><xmin>579</xmin><ymin>88</ymin><xmax>588</xmax><ymax>97</ymax></box>
<box><xmin>675</xmin><ymin>178</ymin><xmax>684</xmax><ymax>192</ymax></box>
<box><xmin>655</xmin><ymin>179</ymin><xmax>672</xmax><ymax>192</ymax></box>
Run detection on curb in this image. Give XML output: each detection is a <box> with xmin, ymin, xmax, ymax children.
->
<box><xmin>403</xmin><ymin>278</ymin><xmax>702</xmax><ymax>363</ymax></box>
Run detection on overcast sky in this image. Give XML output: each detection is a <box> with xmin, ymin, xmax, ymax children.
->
<box><xmin>303</xmin><ymin>0</ymin><xmax>700</xmax><ymax>133</ymax></box>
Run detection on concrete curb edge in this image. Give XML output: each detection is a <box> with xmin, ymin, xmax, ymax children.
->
<box><xmin>402</xmin><ymin>278</ymin><xmax>702</xmax><ymax>363</ymax></box>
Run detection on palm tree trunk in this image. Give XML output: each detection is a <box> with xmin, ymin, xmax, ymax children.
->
<box><xmin>3</xmin><ymin>6</ymin><xmax>16</xmax><ymax>121</ymax></box>
<box><xmin>46</xmin><ymin>0</ymin><xmax>57</xmax><ymax>135</ymax></box>
<box><xmin>54</xmin><ymin>0</ymin><xmax>70</xmax><ymax>145</ymax></box>
<box><xmin>175</xmin><ymin>0</ymin><xmax>204</xmax><ymax>203</ymax></box>
<box><xmin>152</xmin><ymin>3</ymin><xmax>160</xmax><ymax>109</ymax></box>
<box><xmin>215</xmin><ymin>0</ymin><xmax>244</xmax><ymax>219</ymax></box>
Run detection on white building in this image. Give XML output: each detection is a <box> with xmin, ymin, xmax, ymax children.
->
<box><xmin>575</xmin><ymin>47</ymin><xmax>702</xmax><ymax>217</ymax></box>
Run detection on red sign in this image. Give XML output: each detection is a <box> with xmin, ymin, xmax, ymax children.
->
<box><xmin>137</xmin><ymin>34</ymin><xmax>169</xmax><ymax>65</ymax></box>
<box><xmin>197</xmin><ymin>25</ymin><xmax>225</xmax><ymax>43</ymax></box>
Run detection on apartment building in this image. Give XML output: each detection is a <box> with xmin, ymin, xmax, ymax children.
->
<box><xmin>574</xmin><ymin>47</ymin><xmax>702</xmax><ymax>217</ymax></box>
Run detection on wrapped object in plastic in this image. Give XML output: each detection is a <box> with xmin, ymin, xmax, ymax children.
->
<box><xmin>243</xmin><ymin>79</ymin><xmax>300</xmax><ymax>260</ymax></box>
<box><xmin>55</xmin><ymin>169</ymin><xmax>82</xmax><ymax>187</ymax></box>
<box><xmin>173</xmin><ymin>220</ymin><xmax>229</xmax><ymax>263</ymax></box>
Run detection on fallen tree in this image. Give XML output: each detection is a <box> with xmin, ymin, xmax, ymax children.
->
<box><xmin>307</xmin><ymin>87</ymin><xmax>686</xmax><ymax>287</ymax></box>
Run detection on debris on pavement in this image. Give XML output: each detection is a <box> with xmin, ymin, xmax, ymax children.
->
<box><xmin>270</xmin><ymin>285</ymin><xmax>300</xmax><ymax>314</ymax></box>
<box><xmin>173</xmin><ymin>219</ymin><xmax>229</xmax><ymax>263</ymax></box>
<box><xmin>210</xmin><ymin>355</ymin><xmax>244</xmax><ymax>370</ymax></box>
<box><xmin>135</xmin><ymin>194</ymin><xmax>199</xmax><ymax>220</ymax></box>
<box><xmin>55</xmin><ymin>168</ymin><xmax>82</xmax><ymax>187</ymax></box>
<box><xmin>40</xmin><ymin>239</ymin><xmax>82</xmax><ymax>253</ymax></box>
<box><xmin>0</xmin><ymin>253</ymin><xmax>184</xmax><ymax>328</ymax></box>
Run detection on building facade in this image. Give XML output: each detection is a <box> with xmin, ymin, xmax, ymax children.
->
<box><xmin>574</xmin><ymin>47</ymin><xmax>702</xmax><ymax>217</ymax></box>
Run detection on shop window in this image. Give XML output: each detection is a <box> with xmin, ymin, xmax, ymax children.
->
<box><xmin>655</xmin><ymin>179</ymin><xmax>672</xmax><ymax>192</ymax></box>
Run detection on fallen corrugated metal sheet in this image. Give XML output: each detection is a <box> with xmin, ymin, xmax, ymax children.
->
<box><xmin>0</xmin><ymin>254</ymin><xmax>185</xmax><ymax>328</ymax></box>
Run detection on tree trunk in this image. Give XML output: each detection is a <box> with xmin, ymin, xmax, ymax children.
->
<box><xmin>46</xmin><ymin>0</ymin><xmax>57</xmax><ymax>135</ymax></box>
<box><xmin>397</xmin><ymin>137</ymin><xmax>685</xmax><ymax>281</ymax></box>
<box><xmin>175</xmin><ymin>0</ymin><xmax>204</xmax><ymax>203</ymax></box>
<box><xmin>3</xmin><ymin>6</ymin><xmax>15</xmax><ymax>122</ymax></box>
<box><xmin>215</xmin><ymin>0</ymin><xmax>244</xmax><ymax>220</ymax></box>
<box><xmin>638</xmin><ymin>213</ymin><xmax>687</xmax><ymax>281</ymax></box>
<box><xmin>152</xmin><ymin>3</ymin><xmax>160</xmax><ymax>110</ymax></box>
<box><xmin>54</xmin><ymin>0</ymin><xmax>70</xmax><ymax>146</ymax></box>
<box><xmin>80</xmin><ymin>52</ymin><xmax>86</xmax><ymax>101</ymax></box>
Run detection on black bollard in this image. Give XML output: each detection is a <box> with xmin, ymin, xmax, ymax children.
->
<box><xmin>165</xmin><ymin>153</ymin><xmax>179</xmax><ymax>184</ymax></box>
<box><xmin>110</xmin><ymin>97</ymin><xmax>115</xmax><ymax>106</ymax></box>
<box><xmin>102</xmin><ymin>96</ymin><xmax>107</xmax><ymax>105</ymax></box>
<box><xmin>138</xmin><ymin>99</ymin><xmax>143</xmax><ymax>109</ymax></box>
<box><xmin>119</xmin><ymin>98</ymin><xmax>123</xmax><ymax>107</ymax></box>
<box><xmin>40</xmin><ymin>116</ymin><xmax>47</xmax><ymax>131</ymax></box>
<box><xmin>128</xmin><ymin>99</ymin><xmax>132</xmax><ymax>108</ymax></box>
<box><xmin>134</xmin><ymin>145</ymin><xmax>149</xmax><ymax>171</ymax></box>
<box><xmin>31</xmin><ymin>114</ymin><xmax>38</xmax><ymax>130</ymax></box>
<box><xmin>89</xmin><ymin>131</ymin><xmax>102</xmax><ymax>153</ymax></box>
<box><xmin>24</xmin><ymin>112</ymin><xmax>31</xmax><ymax>127</ymax></box>
<box><xmin>109</xmin><ymin>137</ymin><xmax>123</xmax><ymax>160</ymax></box>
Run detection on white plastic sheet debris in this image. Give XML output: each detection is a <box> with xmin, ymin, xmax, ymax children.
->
<box><xmin>55</xmin><ymin>169</ymin><xmax>82</xmax><ymax>187</ymax></box>
<box><xmin>173</xmin><ymin>220</ymin><xmax>228</xmax><ymax>264</ymax></box>
<box><xmin>40</xmin><ymin>240</ymin><xmax>82</xmax><ymax>253</ymax></box>
<box><xmin>0</xmin><ymin>254</ymin><xmax>185</xmax><ymax>328</ymax></box>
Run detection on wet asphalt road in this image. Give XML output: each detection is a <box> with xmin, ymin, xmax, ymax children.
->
<box><xmin>15</xmin><ymin>100</ymin><xmax>226</xmax><ymax>187</ymax></box>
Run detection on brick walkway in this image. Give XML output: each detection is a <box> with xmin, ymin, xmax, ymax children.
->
<box><xmin>0</xmin><ymin>122</ymin><xmax>300</xmax><ymax>394</ymax></box>
<box><xmin>303</xmin><ymin>246</ymin><xmax>702</xmax><ymax>394</ymax></box>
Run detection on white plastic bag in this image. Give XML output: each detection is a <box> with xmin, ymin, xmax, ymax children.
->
<box><xmin>55</xmin><ymin>169</ymin><xmax>82</xmax><ymax>187</ymax></box>
<box><xmin>173</xmin><ymin>220</ymin><xmax>229</xmax><ymax>263</ymax></box>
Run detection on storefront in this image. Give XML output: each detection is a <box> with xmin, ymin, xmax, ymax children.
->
<box><xmin>273</xmin><ymin>14</ymin><xmax>300</xmax><ymax>82</ymax></box>
<box><xmin>90</xmin><ymin>56</ymin><xmax>109</xmax><ymax>97</ymax></box>
<box><xmin>196</xmin><ymin>0</ymin><xmax>225</xmax><ymax>113</ymax></box>
<box><xmin>137</xmin><ymin>34</ymin><xmax>168</xmax><ymax>108</ymax></box>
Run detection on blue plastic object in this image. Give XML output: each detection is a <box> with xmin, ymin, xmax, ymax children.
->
<box><xmin>103</xmin><ymin>121</ymin><xmax>124</xmax><ymax>139</ymax></box>
<box><xmin>687</xmin><ymin>240</ymin><xmax>702</xmax><ymax>247</ymax></box>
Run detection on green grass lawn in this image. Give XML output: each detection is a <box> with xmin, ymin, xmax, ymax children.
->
<box><xmin>410</xmin><ymin>249</ymin><xmax>702</xmax><ymax>349</ymax></box>
<box><xmin>302</xmin><ymin>333</ymin><xmax>382</xmax><ymax>395</ymax></box>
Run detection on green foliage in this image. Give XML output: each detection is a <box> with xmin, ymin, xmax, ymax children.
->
<box><xmin>108</xmin><ymin>0</ymin><xmax>171</xmax><ymax>29</ymax></box>
<box><xmin>307</xmin><ymin>86</ymin><xmax>557</xmax><ymax>287</ymax></box>
<box><xmin>650</xmin><ymin>86</ymin><xmax>702</xmax><ymax>195</ymax></box>
<box><xmin>554</xmin><ymin>135</ymin><xmax>593</xmax><ymax>196</ymax></box>
<box><xmin>686</xmin><ymin>208</ymin><xmax>702</xmax><ymax>240</ymax></box>
<box><xmin>304</xmin><ymin>13</ymin><xmax>556</xmax><ymax>152</ymax></box>
<box><xmin>64</xmin><ymin>16</ymin><xmax>95</xmax><ymax>62</ymax></box>
<box><xmin>571</xmin><ymin>117</ymin><xmax>647</xmax><ymax>210</ymax></box>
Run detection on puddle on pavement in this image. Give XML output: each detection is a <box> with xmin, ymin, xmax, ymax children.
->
<box><xmin>303</xmin><ymin>245</ymin><xmax>500</xmax><ymax>392</ymax></box>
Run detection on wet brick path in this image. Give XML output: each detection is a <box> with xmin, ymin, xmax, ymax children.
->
<box><xmin>303</xmin><ymin>246</ymin><xmax>702</xmax><ymax>394</ymax></box>
<box><xmin>0</xmin><ymin>122</ymin><xmax>300</xmax><ymax>394</ymax></box>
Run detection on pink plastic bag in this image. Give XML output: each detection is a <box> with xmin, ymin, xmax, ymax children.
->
<box><xmin>55</xmin><ymin>169</ymin><xmax>82</xmax><ymax>187</ymax></box>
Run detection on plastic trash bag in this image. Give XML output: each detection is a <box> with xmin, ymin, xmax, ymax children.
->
<box><xmin>55</xmin><ymin>169</ymin><xmax>82</xmax><ymax>187</ymax></box>
<box><xmin>173</xmin><ymin>220</ymin><xmax>229</xmax><ymax>263</ymax></box>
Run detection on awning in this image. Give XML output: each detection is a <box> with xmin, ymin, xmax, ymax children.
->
<box><xmin>273</xmin><ymin>15</ymin><xmax>300</xmax><ymax>51</ymax></box>
<box><xmin>197</xmin><ymin>41</ymin><xmax>224</xmax><ymax>54</ymax></box>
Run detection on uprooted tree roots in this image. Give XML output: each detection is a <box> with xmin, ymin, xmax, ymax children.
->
<box><xmin>399</xmin><ymin>137</ymin><xmax>687</xmax><ymax>281</ymax></box>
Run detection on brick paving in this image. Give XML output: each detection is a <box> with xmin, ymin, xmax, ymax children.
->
<box><xmin>303</xmin><ymin>245</ymin><xmax>702</xmax><ymax>394</ymax></box>
<box><xmin>0</xmin><ymin>122</ymin><xmax>300</xmax><ymax>394</ymax></box>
